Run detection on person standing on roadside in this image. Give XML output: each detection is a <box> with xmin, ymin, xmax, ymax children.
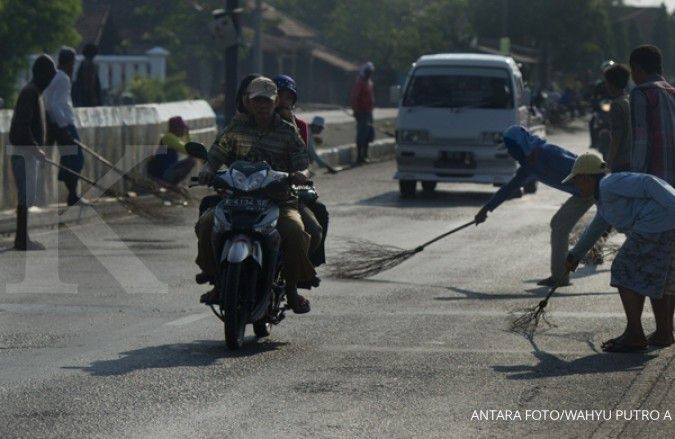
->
<box><xmin>8</xmin><ymin>55</ymin><xmax>57</xmax><ymax>250</ymax></box>
<box><xmin>72</xmin><ymin>43</ymin><xmax>102</xmax><ymax>107</ymax></box>
<box><xmin>350</xmin><ymin>62</ymin><xmax>375</xmax><ymax>164</ymax></box>
<box><xmin>603</xmin><ymin>64</ymin><xmax>632</xmax><ymax>172</ymax></box>
<box><xmin>44</xmin><ymin>46</ymin><xmax>88</xmax><ymax>206</ymax></box>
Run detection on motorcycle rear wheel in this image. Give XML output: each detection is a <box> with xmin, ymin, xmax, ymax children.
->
<box><xmin>221</xmin><ymin>262</ymin><xmax>246</xmax><ymax>350</ymax></box>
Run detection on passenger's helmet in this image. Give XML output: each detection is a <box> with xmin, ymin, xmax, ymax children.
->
<box><xmin>273</xmin><ymin>74</ymin><xmax>298</xmax><ymax>104</ymax></box>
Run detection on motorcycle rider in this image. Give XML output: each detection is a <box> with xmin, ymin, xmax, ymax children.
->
<box><xmin>196</xmin><ymin>77</ymin><xmax>315</xmax><ymax>314</ymax></box>
<box><xmin>272</xmin><ymin>74</ymin><xmax>327</xmax><ymax>266</ymax></box>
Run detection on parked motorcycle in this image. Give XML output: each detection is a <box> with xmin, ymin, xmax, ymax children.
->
<box><xmin>186</xmin><ymin>142</ymin><xmax>306</xmax><ymax>350</ymax></box>
<box><xmin>589</xmin><ymin>99</ymin><xmax>612</xmax><ymax>159</ymax></box>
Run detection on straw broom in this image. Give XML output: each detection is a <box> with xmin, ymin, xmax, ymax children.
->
<box><xmin>509</xmin><ymin>272</ymin><xmax>572</xmax><ymax>337</ymax></box>
<box><xmin>330</xmin><ymin>220</ymin><xmax>476</xmax><ymax>279</ymax></box>
<box><xmin>73</xmin><ymin>139</ymin><xmax>194</xmax><ymax>203</ymax></box>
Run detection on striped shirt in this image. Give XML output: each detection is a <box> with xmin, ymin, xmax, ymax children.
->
<box><xmin>207</xmin><ymin>114</ymin><xmax>309</xmax><ymax>172</ymax></box>
<box><xmin>630</xmin><ymin>75</ymin><xmax>675</xmax><ymax>185</ymax></box>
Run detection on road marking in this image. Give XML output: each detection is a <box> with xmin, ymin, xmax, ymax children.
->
<box><xmin>165</xmin><ymin>313</ymin><xmax>210</xmax><ymax>326</ymax></box>
<box><xmin>323</xmin><ymin>344</ymin><xmax>591</xmax><ymax>356</ymax></box>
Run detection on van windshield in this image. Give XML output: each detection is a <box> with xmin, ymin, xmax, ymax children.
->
<box><xmin>402</xmin><ymin>66</ymin><xmax>514</xmax><ymax>109</ymax></box>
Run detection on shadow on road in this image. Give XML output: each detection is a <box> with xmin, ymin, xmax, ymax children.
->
<box><xmin>357</xmin><ymin>190</ymin><xmax>493</xmax><ymax>209</ymax></box>
<box><xmin>493</xmin><ymin>338</ymin><xmax>657</xmax><ymax>379</ymax></box>
<box><xmin>66</xmin><ymin>339</ymin><xmax>287</xmax><ymax>376</ymax></box>
<box><xmin>351</xmin><ymin>278</ymin><xmax>612</xmax><ymax>301</ymax></box>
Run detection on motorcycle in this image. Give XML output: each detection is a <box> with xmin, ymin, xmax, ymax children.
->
<box><xmin>186</xmin><ymin>142</ymin><xmax>308</xmax><ymax>350</ymax></box>
<box><xmin>589</xmin><ymin>99</ymin><xmax>612</xmax><ymax>159</ymax></box>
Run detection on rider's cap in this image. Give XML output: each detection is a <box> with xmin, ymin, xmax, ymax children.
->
<box><xmin>561</xmin><ymin>153</ymin><xmax>608</xmax><ymax>184</ymax></box>
<box><xmin>247</xmin><ymin>77</ymin><xmax>278</xmax><ymax>100</ymax></box>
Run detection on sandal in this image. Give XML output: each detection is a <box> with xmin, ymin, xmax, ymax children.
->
<box><xmin>199</xmin><ymin>289</ymin><xmax>219</xmax><ymax>304</ymax></box>
<box><xmin>287</xmin><ymin>294</ymin><xmax>311</xmax><ymax>314</ymax></box>
<box><xmin>601</xmin><ymin>336</ymin><xmax>647</xmax><ymax>353</ymax></box>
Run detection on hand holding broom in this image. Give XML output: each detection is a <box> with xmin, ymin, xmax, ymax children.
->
<box><xmin>330</xmin><ymin>220</ymin><xmax>476</xmax><ymax>279</ymax></box>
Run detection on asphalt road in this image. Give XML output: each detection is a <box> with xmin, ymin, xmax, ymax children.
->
<box><xmin>0</xmin><ymin>123</ymin><xmax>673</xmax><ymax>438</ymax></box>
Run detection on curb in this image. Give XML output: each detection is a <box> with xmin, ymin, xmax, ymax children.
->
<box><xmin>314</xmin><ymin>138</ymin><xmax>396</xmax><ymax>167</ymax></box>
<box><xmin>0</xmin><ymin>196</ymin><xmax>162</xmax><ymax>236</ymax></box>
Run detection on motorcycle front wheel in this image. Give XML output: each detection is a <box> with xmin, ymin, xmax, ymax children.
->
<box><xmin>221</xmin><ymin>262</ymin><xmax>247</xmax><ymax>350</ymax></box>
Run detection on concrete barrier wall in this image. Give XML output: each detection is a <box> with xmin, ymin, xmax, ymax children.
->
<box><xmin>0</xmin><ymin>100</ymin><xmax>216</xmax><ymax>210</ymax></box>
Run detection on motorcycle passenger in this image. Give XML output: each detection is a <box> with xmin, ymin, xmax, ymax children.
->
<box><xmin>589</xmin><ymin>60</ymin><xmax>615</xmax><ymax>148</ymax></box>
<box><xmin>196</xmin><ymin>77</ymin><xmax>315</xmax><ymax>314</ymax></box>
<box><xmin>272</xmin><ymin>74</ymin><xmax>327</xmax><ymax>267</ymax></box>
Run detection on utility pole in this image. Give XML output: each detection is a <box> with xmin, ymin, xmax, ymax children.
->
<box><xmin>224</xmin><ymin>0</ymin><xmax>241</xmax><ymax>123</ymax></box>
<box><xmin>253</xmin><ymin>0</ymin><xmax>263</xmax><ymax>73</ymax></box>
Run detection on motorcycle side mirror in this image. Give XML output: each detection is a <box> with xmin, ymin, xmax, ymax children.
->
<box><xmin>185</xmin><ymin>142</ymin><xmax>208</xmax><ymax>161</ymax></box>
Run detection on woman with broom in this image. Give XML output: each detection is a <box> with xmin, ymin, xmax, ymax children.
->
<box><xmin>563</xmin><ymin>153</ymin><xmax>675</xmax><ymax>352</ymax></box>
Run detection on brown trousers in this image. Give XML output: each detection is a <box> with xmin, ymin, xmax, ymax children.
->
<box><xmin>195</xmin><ymin>206</ymin><xmax>316</xmax><ymax>284</ymax></box>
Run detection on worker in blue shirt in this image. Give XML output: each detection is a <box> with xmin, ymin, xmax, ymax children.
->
<box><xmin>475</xmin><ymin>126</ymin><xmax>595</xmax><ymax>287</ymax></box>
<box><xmin>565</xmin><ymin>154</ymin><xmax>675</xmax><ymax>351</ymax></box>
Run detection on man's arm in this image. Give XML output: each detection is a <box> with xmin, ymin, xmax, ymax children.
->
<box><xmin>475</xmin><ymin>167</ymin><xmax>532</xmax><ymax>223</ymax></box>
<box><xmin>630</xmin><ymin>88</ymin><xmax>649</xmax><ymax>172</ymax></box>
<box><xmin>9</xmin><ymin>89</ymin><xmax>40</xmax><ymax>150</ymax></box>
<box><xmin>568</xmin><ymin>211</ymin><xmax>610</xmax><ymax>264</ymax></box>
<box><xmin>607</xmin><ymin>102</ymin><xmax>625</xmax><ymax>170</ymax></box>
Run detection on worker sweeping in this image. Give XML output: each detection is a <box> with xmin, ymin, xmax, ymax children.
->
<box><xmin>565</xmin><ymin>154</ymin><xmax>675</xmax><ymax>351</ymax></box>
<box><xmin>475</xmin><ymin>126</ymin><xmax>595</xmax><ymax>287</ymax></box>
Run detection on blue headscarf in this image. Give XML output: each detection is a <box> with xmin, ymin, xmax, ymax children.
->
<box><xmin>503</xmin><ymin>125</ymin><xmax>546</xmax><ymax>162</ymax></box>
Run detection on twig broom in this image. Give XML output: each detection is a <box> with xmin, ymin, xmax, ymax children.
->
<box><xmin>329</xmin><ymin>220</ymin><xmax>476</xmax><ymax>279</ymax></box>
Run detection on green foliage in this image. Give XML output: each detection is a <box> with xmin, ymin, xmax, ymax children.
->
<box><xmin>0</xmin><ymin>0</ymin><xmax>82</xmax><ymax>102</ymax></box>
<box><xmin>124</xmin><ymin>73</ymin><xmax>198</xmax><ymax>104</ymax></box>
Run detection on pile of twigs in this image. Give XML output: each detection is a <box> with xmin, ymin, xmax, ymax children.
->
<box><xmin>569</xmin><ymin>229</ymin><xmax>620</xmax><ymax>266</ymax></box>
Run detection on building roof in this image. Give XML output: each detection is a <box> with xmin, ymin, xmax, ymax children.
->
<box><xmin>245</xmin><ymin>0</ymin><xmax>316</xmax><ymax>39</ymax></box>
<box><xmin>75</xmin><ymin>2</ymin><xmax>111</xmax><ymax>46</ymax></box>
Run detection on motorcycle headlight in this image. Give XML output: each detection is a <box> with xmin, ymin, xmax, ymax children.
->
<box><xmin>245</xmin><ymin>170</ymin><xmax>267</xmax><ymax>191</ymax></box>
<box><xmin>397</xmin><ymin>129</ymin><xmax>430</xmax><ymax>144</ymax></box>
<box><xmin>601</xmin><ymin>102</ymin><xmax>611</xmax><ymax>112</ymax></box>
<box><xmin>231</xmin><ymin>169</ymin><xmax>247</xmax><ymax>191</ymax></box>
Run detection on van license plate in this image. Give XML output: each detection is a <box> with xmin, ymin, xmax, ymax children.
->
<box><xmin>434</xmin><ymin>152</ymin><xmax>476</xmax><ymax>169</ymax></box>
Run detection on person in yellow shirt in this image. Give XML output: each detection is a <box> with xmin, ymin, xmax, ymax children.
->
<box><xmin>147</xmin><ymin>116</ymin><xmax>196</xmax><ymax>185</ymax></box>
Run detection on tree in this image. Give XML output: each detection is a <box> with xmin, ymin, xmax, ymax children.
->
<box><xmin>0</xmin><ymin>0</ymin><xmax>81</xmax><ymax>102</ymax></box>
<box><xmin>652</xmin><ymin>4</ymin><xmax>673</xmax><ymax>73</ymax></box>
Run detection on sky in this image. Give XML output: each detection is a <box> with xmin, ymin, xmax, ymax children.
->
<box><xmin>626</xmin><ymin>0</ymin><xmax>675</xmax><ymax>11</ymax></box>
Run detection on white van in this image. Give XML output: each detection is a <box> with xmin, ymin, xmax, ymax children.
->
<box><xmin>393</xmin><ymin>53</ymin><xmax>545</xmax><ymax>197</ymax></box>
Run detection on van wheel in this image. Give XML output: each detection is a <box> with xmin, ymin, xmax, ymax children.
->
<box><xmin>399</xmin><ymin>180</ymin><xmax>416</xmax><ymax>198</ymax></box>
<box><xmin>421</xmin><ymin>181</ymin><xmax>437</xmax><ymax>194</ymax></box>
<box><xmin>524</xmin><ymin>181</ymin><xmax>538</xmax><ymax>194</ymax></box>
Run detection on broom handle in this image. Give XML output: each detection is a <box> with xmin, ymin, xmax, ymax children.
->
<box><xmin>414</xmin><ymin>220</ymin><xmax>476</xmax><ymax>252</ymax></box>
<box><xmin>539</xmin><ymin>270</ymin><xmax>571</xmax><ymax>308</ymax></box>
<box><xmin>74</xmin><ymin>139</ymin><xmax>137</xmax><ymax>184</ymax></box>
<box><xmin>44</xmin><ymin>157</ymin><xmax>100</xmax><ymax>188</ymax></box>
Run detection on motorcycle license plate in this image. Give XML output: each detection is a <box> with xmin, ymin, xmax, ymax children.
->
<box><xmin>223</xmin><ymin>197</ymin><xmax>266</xmax><ymax>211</ymax></box>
